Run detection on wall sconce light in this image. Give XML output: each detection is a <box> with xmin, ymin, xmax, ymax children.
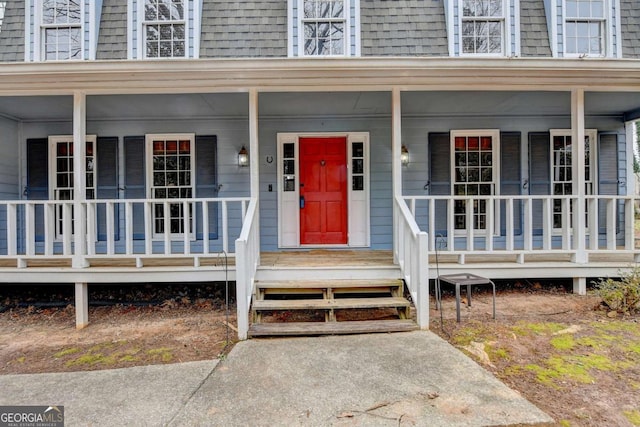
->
<box><xmin>400</xmin><ymin>145</ymin><xmax>410</xmax><ymax>166</ymax></box>
<box><xmin>238</xmin><ymin>146</ymin><xmax>249</xmax><ymax>167</ymax></box>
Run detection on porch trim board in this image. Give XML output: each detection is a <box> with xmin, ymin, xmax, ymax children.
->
<box><xmin>2</xmin><ymin>58</ymin><xmax>640</xmax><ymax>95</ymax></box>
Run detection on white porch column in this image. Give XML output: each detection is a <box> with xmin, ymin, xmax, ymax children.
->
<box><xmin>75</xmin><ymin>282</ymin><xmax>89</xmax><ymax>329</ymax></box>
<box><xmin>392</xmin><ymin>88</ymin><xmax>402</xmax><ymax>263</ymax></box>
<box><xmin>571</xmin><ymin>88</ymin><xmax>587</xmax><ymax>294</ymax></box>
<box><xmin>249</xmin><ymin>89</ymin><xmax>260</xmax><ymax>199</ymax></box>
<box><xmin>73</xmin><ymin>91</ymin><xmax>89</xmax><ymax>268</ymax></box>
<box><xmin>625</xmin><ymin>121</ymin><xmax>636</xmax><ymax>197</ymax></box>
<box><xmin>392</xmin><ymin>88</ymin><xmax>402</xmax><ymax>198</ymax></box>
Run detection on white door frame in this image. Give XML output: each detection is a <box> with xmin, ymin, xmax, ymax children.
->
<box><xmin>277</xmin><ymin>132</ymin><xmax>370</xmax><ymax>248</ymax></box>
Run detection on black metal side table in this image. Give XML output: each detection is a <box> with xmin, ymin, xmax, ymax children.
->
<box><xmin>437</xmin><ymin>273</ymin><xmax>496</xmax><ymax>322</ymax></box>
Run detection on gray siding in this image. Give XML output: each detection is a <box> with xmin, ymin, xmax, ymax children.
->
<box><xmin>0</xmin><ymin>0</ymin><xmax>25</xmax><ymax>62</ymax></box>
<box><xmin>520</xmin><ymin>0</ymin><xmax>552</xmax><ymax>57</ymax></box>
<box><xmin>96</xmin><ymin>0</ymin><xmax>128</xmax><ymax>60</ymax></box>
<box><xmin>620</xmin><ymin>0</ymin><xmax>640</xmax><ymax>59</ymax></box>
<box><xmin>200</xmin><ymin>0</ymin><xmax>287</xmax><ymax>58</ymax></box>
<box><xmin>360</xmin><ymin>0</ymin><xmax>448</xmax><ymax>57</ymax></box>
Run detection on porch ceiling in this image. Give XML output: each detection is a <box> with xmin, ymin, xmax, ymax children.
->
<box><xmin>0</xmin><ymin>93</ymin><xmax>250</xmax><ymax>121</ymax></box>
<box><xmin>0</xmin><ymin>90</ymin><xmax>638</xmax><ymax>122</ymax></box>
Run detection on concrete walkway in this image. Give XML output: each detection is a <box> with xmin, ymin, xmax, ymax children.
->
<box><xmin>0</xmin><ymin>331</ymin><xmax>553</xmax><ymax>426</ymax></box>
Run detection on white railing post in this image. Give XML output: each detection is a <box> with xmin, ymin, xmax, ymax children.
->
<box><xmin>7</xmin><ymin>204</ymin><xmax>17</xmax><ymax>256</ymax></box>
<box><xmin>183</xmin><ymin>200</ymin><xmax>190</xmax><ymax>255</ymax></box>
<box><xmin>465</xmin><ymin>198</ymin><xmax>473</xmax><ymax>251</ymax></box>
<box><xmin>235</xmin><ymin>238</ymin><xmax>249</xmax><ymax>340</ymax></box>
<box><xmin>588</xmin><ymin>197</ymin><xmax>598</xmax><ymax>250</ymax></box>
<box><xmin>63</xmin><ymin>203</ymin><xmax>73</xmax><ymax>256</ymax></box>
<box><xmin>416</xmin><ymin>230</ymin><xmax>429</xmax><ymax>329</ymax></box>
<box><xmin>447</xmin><ymin>198</ymin><xmax>455</xmax><ymax>252</ymax></box>
<box><xmin>222</xmin><ymin>200</ymin><xmax>229</xmax><ymax>253</ymax></box>
<box><xmin>202</xmin><ymin>201</ymin><xmax>210</xmax><ymax>254</ymax></box>
<box><xmin>606</xmin><ymin>198</ymin><xmax>616</xmax><ymax>250</ymax></box>
<box><xmin>125</xmin><ymin>202</ymin><xmax>133</xmax><ymax>255</ymax></box>
<box><xmin>86</xmin><ymin>202</ymin><xmax>96</xmax><ymax>256</ymax></box>
<box><xmin>163</xmin><ymin>201</ymin><xmax>171</xmax><ymax>255</ymax></box>
<box><xmin>542</xmin><ymin>197</ymin><xmax>552</xmax><ymax>250</ymax></box>
<box><xmin>44</xmin><ymin>203</ymin><xmax>55</xmax><ymax>256</ymax></box>
<box><xmin>561</xmin><ymin>198</ymin><xmax>570</xmax><ymax>250</ymax></box>
<box><xmin>506</xmin><ymin>198</ymin><xmax>514</xmax><ymax>252</ymax></box>
<box><xmin>144</xmin><ymin>201</ymin><xmax>153</xmax><ymax>255</ymax></box>
<box><xmin>428</xmin><ymin>198</ymin><xmax>436</xmax><ymax>251</ymax></box>
<box><xmin>235</xmin><ymin>198</ymin><xmax>259</xmax><ymax>340</ymax></box>
<box><xmin>625</xmin><ymin>198</ymin><xmax>635</xmax><ymax>250</ymax></box>
<box><xmin>106</xmin><ymin>202</ymin><xmax>115</xmax><ymax>255</ymax></box>
<box><xmin>523</xmin><ymin>198</ymin><xmax>532</xmax><ymax>251</ymax></box>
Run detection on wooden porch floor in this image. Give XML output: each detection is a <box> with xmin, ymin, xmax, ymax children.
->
<box><xmin>259</xmin><ymin>250</ymin><xmax>395</xmax><ymax>268</ymax></box>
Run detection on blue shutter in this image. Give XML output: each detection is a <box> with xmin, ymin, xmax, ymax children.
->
<box><xmin>195</xmin><ymin>135</ymin><xmax>218</xmax><ymax>240</ymax></box>
<box><xmin>26</xmin><ymin>138</ymin><xmax>49</xmax><ymax>242</ymax></box>
<box><xmin>428</xmin><ymin>132</ymin><xmax>450</xmax><ymax>236</ymax></box>
<box><xmin>598</xmin><ymin>133</ymin><xmax>619</xmax><ymax>235</ymax></box>
<box><xmin>96</xmin><ymin>137</ymin><xmax>119</xmax><ymax>241</ymax></box>
<box><xmin>528</xmin><ymin>132</ymin><xmax>550</xmax><ymax>235</ymax></box>
<box><xmin>124</xmin><ymin>136</ymin><xmax>145</xmax><ymax>240</ymax></box>
<box><xmin>501</xmin><ymin>132</ymin><xmax>522</xmax><ymax>234</ymax></box>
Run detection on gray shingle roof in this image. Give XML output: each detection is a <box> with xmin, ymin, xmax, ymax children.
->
<box><xmin>96</xmin><ymin>0</ymin><xmax>128</xmax><ymax>60</ymax></box>
<box><xmin>520</xmin><ymin>0</ymin><xmax>551</xmax><ymax>57</ymax></box>
<box><xmin>200</xmin><ymin>0</ymin><xmax>287</xmax><ymax>58</ymax></box>
<box><xmin>360</xmin><ymin>0</ymin><xmax>448</xmax><ymax>57</ymax></box>
<box><xmin>620</xmin><ymin>0</ymin><xmax>640</xmax><ymax>59</ymax></box>
<box><xmin>0</xmin><ymin>0</ymin><xmax>25</xmax><ymax>62</ymax></box>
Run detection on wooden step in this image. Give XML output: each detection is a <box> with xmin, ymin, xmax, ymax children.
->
<box><xmin>252</xmin><ymin>297</ymin><xmax>410</xmax><ymax>311</ymax></box>
<box><xmin>256</xmin><ymin>279</ymin><xmax>404</xmax><ymax>297</ymax></box>
<box><xmin>248</xmin><ymin>320</ymin><xmax>419</xmax><ymax>337</ymax></box>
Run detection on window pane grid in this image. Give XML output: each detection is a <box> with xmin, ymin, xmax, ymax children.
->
<box><xmin>52</xmin><ymin>138</ymin><xmax>95</xmax><ymax>237</ymax></box>
<box><xmin>151</xmin><ymin>138</ymin><xmax>194</xmax><ymax>235</ymax></box>
<box><xmin>41</xmin><ymin>1</ymin><xmax>81</xmax><ymax>60</ymax></box>
<box><xmin>551</xmin><ymin>134</ymin><xmax>593</xmax><ymax>228</ymax></box>
<box><xmin>565</xmin><ymin>0</ymin><xmax>605</xmax><ymax>55</ymax></box>
<box><xmin>144</xmin><ymin>0</ymin><xmax>186</xmax><ymax>58</ymax></box>
<box><xmin>302</xmin><ymin>0</ymin><xmax>345</xmax><ymax>56</ymax></box>
<box><xmin>453</xmin><ymin>135</ymin><xmax>494</xmax><ymax>230</ymax></box>
<box><xmin>461</xmin><ymin>0</ymin><xmax>504</xmax><ymax>54</ymax></box>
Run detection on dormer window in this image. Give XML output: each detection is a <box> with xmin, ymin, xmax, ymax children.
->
<box><xmin>302</xmin><ymin>0</ymin><xmax>346</xmax><ymax>56</ymax></box>
<box><xmin>0</xmin><ymin>2</ymin><xmax>7</xmax><ymax>33</ymax></box>
<box><xmin>461</xmin><ymin>0</ymin><xmax>505</xmax><ymax>55</ymax></box>
<box><xmin>565</xmin><ymin>0</ymin><xmax>605</xmax><ymax>56</ymax></box>
<box><xmin>41</xmin><ymin>0</ymin><xmax>82</xmax><ymax>60</ymax></box>
<box><xmin>143</xmin><ymin>0</ymin><xmax>186</xmax><ymax>58</ymax></box>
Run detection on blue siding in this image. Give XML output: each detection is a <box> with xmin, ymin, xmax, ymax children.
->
<box><xmin>0</xmin><ymin>117</ymin><xmax>20</xmax><ymax>254</ymax></box>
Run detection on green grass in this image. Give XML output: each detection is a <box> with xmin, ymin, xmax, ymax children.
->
<box><xmin>624</xmin><ymin>409</ymin><xmax>640</xmax><ymax>426</ymax></box>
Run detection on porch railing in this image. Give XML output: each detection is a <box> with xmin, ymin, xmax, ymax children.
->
<box><xmin>234</xmin><ymin>197</ymin><xmax>260</xmax><ymax>340</ymax></box>
<box><xmin>404</xmin><ymin>195</ymin><xmax>637</xmax><ymax>263</ymax></box>
<box><xmin>393</xmin><ymin>196</ymin><xmax>429</xmax><ymax>329</ymax></box>
<box><xmin>0</xmin><ymin>197</ymin><xmax>251</xmax><ymax>261</ymax></box>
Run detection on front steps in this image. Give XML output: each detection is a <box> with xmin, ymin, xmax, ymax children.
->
<box><xmin>248</xmin><ymin>279</ymin><xmax>418</xmax><ymax>337</ymax></box>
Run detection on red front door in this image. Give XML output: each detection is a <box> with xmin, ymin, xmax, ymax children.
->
<box><xmin>299</xmin><ymin>137</ymin><xmax>348</xmax><ymax>245</ymax></box>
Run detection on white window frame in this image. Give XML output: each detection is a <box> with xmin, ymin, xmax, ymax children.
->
<box><xmin>277</xmin><ymin>132</ymin><xmax>370</xmax><ymax>248</ymax></box>
<box><xmin>48</xmin><ymin>135</ymin><xmax>97</xmax><ymax>241</ymax></box>
<box><xmin>459</xmin><ymin>0</ymin><xmax>508</xmax><ymax>57</ymax></box>
<box><xmin>145</xmin><ymin>133</ymin><xmax>196</xmax><ymax>240</ymax></box>
<box><xmin>549</xmin><ymin>128</ymin><xmax>597</xmax><ymax>232</ymax></box>
<box><xmin>450</xmin><ymin>130</ymin><xmax>501</xmax><ymax>235</ymax></box>
<box><xmin>297</xmin><ymin>0</ymin><xmax>350</xmax><ymax>57</ymax></box>
<box><xmin>140</xmin><ymin>0</ymin><xmax>188</xmax><ymax>59</ymax></box>
<box><xmin>0</xmin><ymin>2</ymin><xmax>7</xmax><ymax>33</ymax></box>
<box><xmin>563</xmin><ymin>0</ymin><xmax>608</xmax><ymax>57</ymax></box>
<box><xmin>37</xmin><ymin>0</ymin><xmax>84</xmax><ymax>61</ymax></box>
